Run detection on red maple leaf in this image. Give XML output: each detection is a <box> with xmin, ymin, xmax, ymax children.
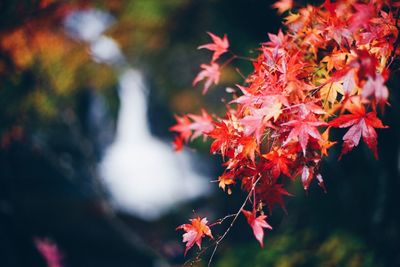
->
<box><xmin>329</xmin><ymin>104</ymin><xmax>387</xmax><ymax>159</ymax></box>
<box><xmin>208</xmin><ymin>120</ymin><xmax>236</xmax><ymax>156</ymax></box>
<box><xmin>257</xmin><ymin>181</ymin><xmax>292</xmax><ymax>213</ymax></box>
<box><xmin>265</xmin><ymin>29</ymin><xmax>288</xmax><ymax>48</ymax></box>
<box><xmin>198</xmin><ymin>32</ymin><xmax>229</xmax><ymax>62</ymax></box>
<box><xmin>352</xmin><ymin>49</ymin><xmax>378</xmax><ymax>81</ymax></box>
<box><xmin>193</xmin><ymin>62</ymin><xmax>221</xmax><ymax>94</ymax></box>
<box><xmin>188</xmin><ymin>109</ymin><xmax>214</xmax><ymax>140</ymax></box>
<box><xmin>240</xmin><ymin>106</ymin><xmax>278</xmax><ymax>143</ymax></box>
<box><xmin>170</xmin><ymin>115</ymin><xmax>192</xmax><ymax>142</ymax></box>
<box><xmin>322</xmin><ymin>0</ymin><xmax>337</xmax><ymax>16</ymax></box>
<box><xmin>176</xmin><ymin>217</ymin><xmax>213</xmax><ymax>256</ymax></box>
<box><xmin>218</xmin><ymin>172</ymin><xmax>235</xmax><ymax>193</ymax></box>
<box><xmin>349</xmin><ymin>3</ymin><xmax>375</xmax><ymax>32</ymax></box>
<box><xmin>272</xmin><ymin>0</ymin><xmax>293</xmax><ymax>14</ymax></box>
<box><xmin>361</xmin><ymin>74</ymin><xmax>389</xmax><ymax>109</ymax></box>
<box><xmin>263</xmin><ymin>148</ymin><xmax>292</xmax><ymax>179</ymax></box>
<box><xmin>242</xmin><ymin>209</ymin><xmax>272</xmax><ymax>247</ymax></box>
<box><xmin>241</xmin><ymin>135</ymin><xmax>260</xmax><ymax>162</ymax></box>
<box><xmin>282</xmin><ymin>114</ymin><xmax>327</xmax><ymax>156</ymax></box>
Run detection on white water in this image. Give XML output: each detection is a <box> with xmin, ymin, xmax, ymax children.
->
<box><xmin>65</xmin><ymin>9</ymin><xmax>210</xmax><ymax>220</ymax></box>
<box><xmin>100</xmin><ymin>69</ymin><xmax>209</xmax><ymax>220</ymax></box>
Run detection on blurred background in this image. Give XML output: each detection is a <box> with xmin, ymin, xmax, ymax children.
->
<box><xmin>0</xmin><ymin>0</ymin><xmax>399</xmax><ymax>266</ymax></box>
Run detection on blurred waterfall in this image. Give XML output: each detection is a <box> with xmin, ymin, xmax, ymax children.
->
<box><xmin>65</xmin><ymin>9</ymin><xmax>210</xmax><ymax>220</ymax></box>
<box><xmin>100</xmin><ymin>69</ymin><xmax>209</xmax><ymax>219</ymax></box>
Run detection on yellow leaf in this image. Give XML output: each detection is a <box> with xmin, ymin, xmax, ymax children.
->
<box><xmin>320</xmin><ymin>81</ymin><xmax>344</xmax><ymax>104</ymax></box>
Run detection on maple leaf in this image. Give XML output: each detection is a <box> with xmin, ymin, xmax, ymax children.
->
<box><xmin>170</xmin><ymin>115</ymin><xmax>192</xmax><ymax>142</ymax></box>
<box><xmin>265</xmin><ymin>29</ymin><xmax>288</xmax><ymax>48</ymax></box>
<box><xmin>349</xmin><ymin>3</ymin><xmax>375</xmax><ymax>32</ymax></box>
<box><xmin>320</xmin><ymin>81</ymin><xmax>344</xmax><ymax>104</ymax></box>
<box><xmin>218</xmin><ymin>172</ymin><xmax>235</xmax><ymax>193</ymax></box>
<box><xmin>198</xmin><ymin>32</ymin><xmax>229</xmax><ymax>62</ymax></box>
<box><xmin>240</xmin><ymin>104</ymin><xmax>280</xmax><ymax>143</ymax></box>
<box><xmin>188</xmin><ymin>109</ymin><xmax>214</xmax><ymax>140</ymax></box>
<box><xmin>208</xmin><ymin>119</ymin><xmax>238</xmax><ymax>156</ymax></box>
<box><xmin>322</xmin><ymin>51</ymin><xmax>348</xmax><ymax>73</ymax></box>
<box><xmin>257</xmin><ymin>182</ymin><xmax>292</xmax><ymax>213</ymax></box>
<box><xmin>342</xmin><ymin>69</ymin><xmax>357</xmax><ymax>96</ymax></box>
<box><xmin>330</xmin><ymin>104</ymin><xmax>387</xmax><ymax>159</ymax></box>
<box><xmin>318</xmin><ymin>128</ymin><xmax>336</xmax><ymax>156</ymax></box>
<box><xmin>325</xmin><ymin>23</ymin><xmax>353</xmax><ymax>47</ymax></box>
<box><xmin>263</xmin><ymin>148</ymin><xmax>292</xmax><ymax>179</ymax></box>
<box><xmin>322</xmin><ymin>0</ymin><xmax>337</xmax><ymax>16</ymax></box>
<box><xmin>193</xmin><ymin>62</ymin><xmax>220</xmax><ymax>94</ymax></box>
<box><xmin>242</xmin><ymin>209</ymin><xmax>272</xmax><ymax>247</ymax></box>
<box><xmin>272</xmin><ymin>0</ymin><xmax>293</xmax><ymax>15</ymax></box>
<box><xmin>361</xmin><ymin>74</ymin><xmax>389</xmax><ymax>109</ymax></box>
<box><xmin>177</xmin><ymin>217</ymin><xmax>213</xmax><ymax>256</ymax></box>
<box><xmin>282</xmin><ymin>114</ymin><xmax>327</xmax><ymax>156</ymax></box>
<box><xmin>171</xmin><ymin>0</ymin><xmax>397</xmax><ymax>258</ymax></box>
<box><xmin>352</xmin><ymin>50</ymin><xmax>378</xmax><ymax>81</ymax></box>
<box><xmin>236</xmin><ymin>135</ymin><xmax>259</xmax><ymax>162</ymax></box>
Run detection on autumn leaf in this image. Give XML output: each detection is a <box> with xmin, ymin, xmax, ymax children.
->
<box><xmin>263</xmin><ymin>148</ymin><xmax>292</xmax><ymax>179</ymax></box>
<box><xmin>257</xmin><ymin>182</ymin><xmax>292</xmax><ymax>213</ymax></box>
<box><xmin>240</xmin><ymin>103</ymin><xmax>280</xmax><ymax>143</ymax></box>
<box><xmin>173</xmin><ymin>0</ymin><xmax>397</xmax><ymax>258</ymax></box>
<box><xmin>234</xmin><ymin>135</ymin><xmax>258</xmax><ymax>162</ymax></box>
<box><xmin>322</xmin><ymin>0</ymin><xmax>337</xmax><ymax>16</ymax></box>
<box><xmin>349</xmin><ymin>3</ymin><xmax>375</xmax><ymax>32</ymax></box>
<box><xmin>193</xmin><ymin>62</ymin><xmax>221</xmax><ymax>94</ymax></box>
<box><xmin>242</xmin><ymin>209</ymin><xmax>272</xmax><ymax>247</ymax></box>
<box><xmin>208</xmin><ymin>120</ymin><xmax>237</xmax><ymax>156</ymax></box>
<box><xmin>282</xmin><ymin>114</ymin><xmax>327</xmax><ymax>156</ymax></box>
<box><xmin>188</xmin><ymin>109</ymin><xmax>214</xmax><ymax>140</ymax></box>
<box><xmin>318</xmin><ymin>128</ymin><xmax>336</xmax><ymax>156</ymax></box>
<box><xmin>353</xmin><ymin>49</ymin><xmax>378</xmax><ymax>81</ymax></box>
<box><xmin>320</xmin><ymin>80</ymin><xmax>344</xmax><ymax>104</ymax></box>
<box><xmin>198</xmin><ymin>32</ymin><xmax>229</xmax><ymax>62</ymax></box>
<box><xmin>322</xmin><ymin>51</ymin><xmax>348</xmax><ymax>73</ymax></box>
<box><xmin>329</xmin><ymin>104</ymin><xmax>387</xmax><ymax>159</ymax></box>
<box><xmin>342</xmin><ymin>69</ymin><xmax>357</xmax><ymax>96</ymax></box>
<box><xmin>218</xmin><ymin>172</ymin><xmax>235</xmax><ymax>193</ymax></box>
<box><xmin>176</xmin><ymin>217</ymin><xmax>213</xmax><ymax>256</ymax></box>
<box><xmin>170</xmin><ymin>115</ymin><xmax>192</xmax><ymax>142</ymax></box>
<box><xmin>272</xmin><ymin>0</ymin><xmax>293</xmax><ymax>15</ymax></box>
<box><xmin>361</xmin><ymin>74</ymin><xmax>389</xmax><ymax>109</ymax></box>
<box><xmin>265</xmin><ymin>29</ymin><xmax>288</xmax><ymax>48</ymax></box>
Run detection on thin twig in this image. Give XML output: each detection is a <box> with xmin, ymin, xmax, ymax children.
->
<box><xmin>207</xmin><ymin>176</ymin><xmax>261</xmax><ymax>267</ymax></box>
<box><xmin>209</xmin><ymin>214</ymin><xmax>236</xmax><ymax>227</ymax></box>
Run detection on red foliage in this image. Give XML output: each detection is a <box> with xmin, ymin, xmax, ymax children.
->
<box><xmin>174</xmin><ymin>0</ymin><xmax>399</xmax><ymax>256</ymax></box>
<box><xmin>176</xmin><ymin>217</ymin><xmax>213</xmax><ymax>256</ymax></box>
<box><xmin>242</xmin><ymin>209</ymin><xmax>272</xmax><ymax>247</ymax></box>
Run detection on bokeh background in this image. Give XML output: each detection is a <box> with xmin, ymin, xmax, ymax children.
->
<box><xmin>0</xmin><ymin>1</ymin><xmax>399</xmax><ymax>267</ymax></box>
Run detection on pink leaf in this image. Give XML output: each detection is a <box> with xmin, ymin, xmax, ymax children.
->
<box><xmin>242</xmin><ymin>209</ymin><xmax>272</xmax><ymax>247</ymax></box>
<box><xmin>198</xmin><ymin>32</ymin><xmax>229</xmax><ymax>62</ymax></box>
<box><xmin>193</xmin><ymin>63</ymin><xmax>221</xmax><ymax>94</ymax></box>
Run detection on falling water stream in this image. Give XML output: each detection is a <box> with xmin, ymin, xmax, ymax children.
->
<box><xmin>65</xmin><ymin>9</ymin><xmax>210</xmax><ymax>220</ymax></box>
